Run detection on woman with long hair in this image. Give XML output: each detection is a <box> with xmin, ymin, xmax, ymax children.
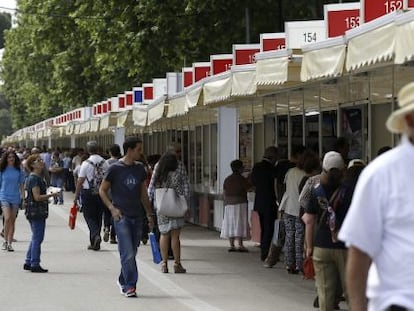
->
<box><xmin>151</xmin><ymin>152</ymin><xmax>187</xmax><ymax>274</ymax></box>
<box><xmin>0</xmin><ymin>151</ymin><xmax>25</xmax><ymax>252</ymax></box>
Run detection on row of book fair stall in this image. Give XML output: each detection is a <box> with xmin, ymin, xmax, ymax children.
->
<box><xmin>4</xmin><ymin>2</ymin><xmax>414</xmax><ymax>237</ymax></box>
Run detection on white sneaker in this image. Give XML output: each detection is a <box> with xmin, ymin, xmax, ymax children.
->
<box><xmin>2</xmin><ymin>241</ymin><xmax>7</xmax><ymax>250</ymax></box>
<box><xmin>116</xmin><ymin>280</ymin><xmax>125</xmax><ymax>295</ymax></box>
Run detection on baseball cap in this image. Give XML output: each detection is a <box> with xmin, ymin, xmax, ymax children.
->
<box><xmin>322</xmin><ymin>151</ymin><xmax>345</xmax><ymax>171</ymax></box>
<box><xmin>347</xmin><ymin>159</ymin><xmax>366</xmax><ymax>169</ymax></box>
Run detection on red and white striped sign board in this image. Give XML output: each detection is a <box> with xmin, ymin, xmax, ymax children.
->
<box><xmin>361</xmin><ymin>0</ymin><xmax>403</xmax><ymax>23</ymax></box>
<box><xmin>324</xmin><ymin>3</ymin><xmax>361</xmax><ymax>38</ymax></box>
<box><xmin>182</xmin><ymin>67</ymin><xmax>193</xmax><ymax>88</ymax></box>
<box><xmin>192</xmin><ymin>62</ymin><xmax>211</xmax><ymax>82</ymax></box>
<box><xmin>232</xmin><ymin>44</ymin><xmax>260</xmax><ymax>65</ymax></box>
<box><xmin>210</xmin><ymin>54</ymin><xmax>232</xmax><ymax>75</ymax></box>
<box><xmin>260</xmin><ymin>33</ymin><xmax>286</xmax><ymax>52</ymax></box>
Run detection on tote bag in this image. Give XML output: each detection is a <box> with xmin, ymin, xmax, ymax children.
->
<box><xmin>68</xmin><ymin>202</ymin><xmax>78</xmax><ymax>230</ymax></box>
<box><xmin>155</xmin><ymin>188</ymin><xmax>188</xmax><ymax>218</ymax></box>
<box><xmin>149</xmin><ymin>232</ymin><xmax>162</xmax><ymax>264</ymax></box>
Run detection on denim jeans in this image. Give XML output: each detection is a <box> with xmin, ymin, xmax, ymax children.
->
<box><xmin>114</xmin><ymin>216</ymin><xmax>143</xmax><ymax>290</ymax></box>
<box><xmin>25</xmin><ymin>219</ymin><xmax>46</xmax><ymax>267</ymax></box>
<box><xmin>81</xmin><ymin>190</ymin><xmax>105</xmax><ymax>244</ymax></box>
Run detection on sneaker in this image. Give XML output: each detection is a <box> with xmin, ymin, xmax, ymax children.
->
<box><xmin>263</xmin><ymin>261</ymin><xmax>275</xmax><ymax>268</ymax></box>
<box><xmin>116</xmin><ymin>280</ymin><xmax>125</xmax><ymax>295</ymax></box>
<box><xmin>7</xmin><ymin>244</ymin><xmax>14</xmax><ymax>252</ymax></box>
<box><xmin>23</xmin><ymin>263</ymin><xmax>31</xmax><ymax>271</ymax></box>
<box><xmin>92</xmin><ymin>235</ymin><xmax>101</xmax><ymax>250</ymax></box>
<box><xmin>124</xmin><ymin>287</ymin><xmax>137</xmax><ymax>298</ymax></box>
<box><xmin>103</xmin><ymin>228</ymin><xmax>110</xmax><ymax>242</ymax></box>
<box><xmin>31</xmin><ymin>266</ymin><xmax>48</xmax><ymax>273</ymax></box>
<box><xmin>2</xmin><ymin>241</ymin><xmax>7</xmax><ymax>250</ymax></box>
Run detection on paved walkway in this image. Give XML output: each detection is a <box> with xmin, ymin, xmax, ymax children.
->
<box><xmin>0</xmin><ymin>192</ymin><xmax>347</xmax><ymax>311</ymax></box>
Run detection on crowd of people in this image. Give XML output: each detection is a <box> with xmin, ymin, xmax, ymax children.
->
<box><xmin>219</xmin><ymin>138</ymin><xmax>401</xmax><ymax>310</ymax></box>
<box><xmin>3</xmin><ymin>82</ymin><xmax>414</xmax><ymax>308</ymax></box>
<box><xmin>218</xmin><ymin>83</ymin><xmax>414</xmax><ymax>311</ymax></box>
<box><xmin>0</xmin><ymin>139</ymin><xmax>189</xmax><ymax>298</ymax></box>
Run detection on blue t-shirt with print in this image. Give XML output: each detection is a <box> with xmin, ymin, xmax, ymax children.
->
<box><xmin>104</xmin><ymin>161</ymin><xmax>147</xmax><ymax>218</ymax></box>
<box><xmin>0</xmin><ymin>167</ymin><xmax>25</xmax><ymax>204</ymax></box>
<box><xmin>305</xmin><ymin>183</ymin><xmax>346</xmax><ymax>249</ymax></box>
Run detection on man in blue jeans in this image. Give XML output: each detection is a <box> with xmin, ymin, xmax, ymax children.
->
<box><xmin>99</xmin><ymin>136</ymin><xmax>154</xmax><ymax>298</ymax></box>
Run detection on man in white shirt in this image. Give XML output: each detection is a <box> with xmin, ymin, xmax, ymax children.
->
<box><xmin>74</xmin><ymin>141</ymin><xmax>109</xmax><ymax>251</ymax></box>
<box><xmin>339</xmin><ymin>82</ymin><xmax>414</xmax><ymax>311</ymax></box>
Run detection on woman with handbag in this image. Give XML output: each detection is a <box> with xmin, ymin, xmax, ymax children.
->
<box><xmin>23</xmin><ymin>154</ymin><xmax>59</xmax><ymax>273</ymax></box>
<box><xmin>149</xmin><ymin>152</ymin><xmax>187</xmax><ymax>274</ymax></box>
<box><xmin>0</xmin><ymin>151</ymin><xmax>25</xmax><ymax>252</ymax></box>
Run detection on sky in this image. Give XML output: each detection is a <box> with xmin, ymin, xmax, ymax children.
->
<box><xmin>0</xmin><ymin>0</ymin><xmax>16</xmax><ymax>12</ymax></box>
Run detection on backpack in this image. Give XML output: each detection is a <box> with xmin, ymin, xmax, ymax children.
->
<box><xmin>312</xmin><ymin>184</ymin><xmax>346</xmax><ymax>243</ymax></box>
<box><xmin>85</xmin><ymin>159</ymin><xmax>105</xmax><ymax>195</ymax></box>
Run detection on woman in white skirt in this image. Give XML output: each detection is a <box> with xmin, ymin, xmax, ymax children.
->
<box><xmin>220</xmin><ymin>160</ymin><xmax>251</xmax><ymax>252</ymax></box>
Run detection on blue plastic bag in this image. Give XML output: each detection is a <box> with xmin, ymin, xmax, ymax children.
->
<box><xmin>149</xmin><ymin>232</ymin><xmax>162</xmax><ymax>264</ymax></box>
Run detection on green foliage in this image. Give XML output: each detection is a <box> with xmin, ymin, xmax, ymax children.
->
<box><xmin>0</xmin><ymin>12</ymin><xmax>12</xmax><ymax>49</ymax></box>
<box><xmin>0</xmin><ymin>108</ymin><xmax>12</xmax><ymax>137</ymax></box>
<box><xmin>1</xmin><ymin>0</ymin><xmax>355</xmax><ymax>130</ymax></box>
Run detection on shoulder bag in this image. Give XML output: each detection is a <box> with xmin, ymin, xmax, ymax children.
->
<box><xmin>155</xmin><ymin>187</ymin><xmax>188</xmax><ymax>218</ymax></box>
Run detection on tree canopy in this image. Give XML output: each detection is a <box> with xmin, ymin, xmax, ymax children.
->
<box><xmin>0</xmin><ymin>0</ymin><xmax>353</xmax><ymax>129</ymax></box>
<box><xmin>0</xmin><ymin>12</ymin><xmax>12</xmax><ymax>49</ymax></box>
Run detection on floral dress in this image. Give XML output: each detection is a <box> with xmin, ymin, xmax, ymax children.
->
<box><xmin>156</xmin><ymin>171</ymin><xmax>186</xmax><ymax>234</ymax></box>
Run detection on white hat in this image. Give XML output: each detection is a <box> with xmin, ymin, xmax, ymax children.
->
<box><xmin>347</xmin><ymin>158</ymin><xmax>366</xmax><ymax>169</ymax></box>
<box><xmin>386</xmin><ymin>82</ymin><xmax>414</xmax><ymax>133</ymax></box>
<box><xmin>322</xmin><ymin>151</ymin><xmax>345</xmax><ymax>171</ymax></box>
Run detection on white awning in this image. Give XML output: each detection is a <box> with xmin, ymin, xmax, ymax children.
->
<box><xmin>301</xmin><ymin>37</ymin><xmax>346</xmax><ymax>81</ymax></box>
<box><xmin>147</xmin><ymin>96</ymin><xmax>166</xmax><ymax>126</ymax></box>
<box><xmin>203</xmin><ymin>72</ymin><xmax>232</xmax><ymax>105</ymax></box>
<box><xmin>346</xmin><ymin>12</ymin><xmax>398</xmax><ymax>71</ymax></box>
<box><xmin>100</xmin><ymin>114</ymin><xmax>110</xmax><ymax>130</ymax></box>
<box><xmin>65</xmin><ymin>123</ymin><xmax>74</xmax><ymax>136</ymax></box>
<box><xmin>255</xmin><ymin>49</ymin><xmax>290</xmax><ymax>86</ymax></box>
<box><xmin>186</xmin><ymin>83</ymin><xmax>203</xmax><ymax>109</ymax></box>
<box><xmin>116</xmin><ymin>111</ymin><xmax>129</xmax><ymax>128</ymax></box>
<box><xmin>395</xmin><ymin>10</ymin><xmax>414</xmax><ymax>64</ymax></box>
<box><xmin>90</xmin><ymin>118</ymin><xmax>100</xmax><ymax>132</ymax></box>
<box><xmin>44</xmin><ymin>128</ymin><xmax>51</xmax><ymax>138</ymax></box>
<box><xmin>74</xmin><ymin>123</ymin><xmax>81</xmax><ymax>135</ymax></box>
<box><xmin>167</xmin><ymin>95</ymin><xmax>187</xmax><ymax>118</ymax></box>
<box><xmin>231</xmin><ymin>64</ymin><xmax>257</xmax><ymax>96</ymax></box>
<box><xmin>79</xmin><ymin>121</ymin><xmax>90</xmax><ymax>134</ymax></box>
<box><xmin>133</xmin><ymin>105</ymin><xmax>148</xmax><ymax>127</ymax></box>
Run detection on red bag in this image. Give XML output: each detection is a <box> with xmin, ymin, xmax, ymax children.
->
<box><xmin>303</xmin><ymin>257</ymin><xmax>315</xmax><ymax>280</ymax></box>
<box><xmin>68</xmin><ymin>203</ymin><xmax>78</xmax><ymax>230</ymax></box>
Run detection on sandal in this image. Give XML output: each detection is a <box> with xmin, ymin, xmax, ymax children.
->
<box><xmin>161</xmin><ymin>262</ymin><xmax>168</xmax><ymax>273</ymax></box>
<box><xmin>174</xmin><ymin>262</ymin><xmax>187</xmax><ymax>274</ymax></box>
